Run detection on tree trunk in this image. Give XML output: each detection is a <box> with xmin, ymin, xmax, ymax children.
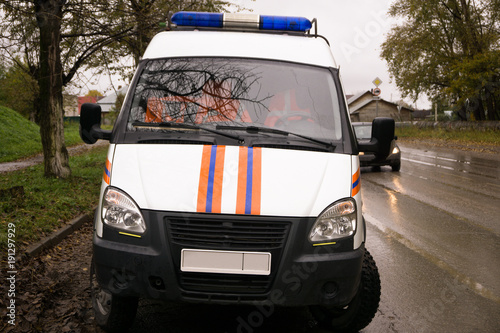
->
<box><xmin>35</xmin><ymin>0</ymin><xmax>70</xmax><ymax>178</ymax></box>
<box><xmin>474</xmin><ymin>98</ymin><xmax>485</xmax><ymax>121</ymax></box>
<box><xmin>485</xmin><ymin>91</ymin><xmax>499</xmax><ymax>121</ymax></box>
<box><xmin>484</xmin><ymin>77</ymin><xmax>500</xmax><ymax>121</ymax></box>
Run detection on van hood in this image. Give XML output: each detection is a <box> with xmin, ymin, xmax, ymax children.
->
<box><xmin>109</xmin><ymin>145</ymin><xmax>352</xmax><ymax>217</ymax></box>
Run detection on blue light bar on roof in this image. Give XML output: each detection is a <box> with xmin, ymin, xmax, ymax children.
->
<box><xmin>171</xmin><ymin>12</ymin><xmax>223</xmax><ymax>28</ymax></box>
<box><xmin>260</xmin><ymin>15</ymin><xmax>312</xmax><ymax>32</ymax></box>
<box><xmin>171</xmin><ymin>11</ymin><xmax>312</xmax><ymax>32</ymax></box>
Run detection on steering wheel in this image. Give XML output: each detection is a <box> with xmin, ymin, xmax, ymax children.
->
<box><xmin>274</xmin><ymin>112</ymin><xmax>316</xmax><ymax>128</ymax></box>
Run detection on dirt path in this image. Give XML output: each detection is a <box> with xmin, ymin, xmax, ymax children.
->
<box><xmin>0</xmin><ymin>141</ymin><xmax>109</xmax><ymax>174</ymax></box>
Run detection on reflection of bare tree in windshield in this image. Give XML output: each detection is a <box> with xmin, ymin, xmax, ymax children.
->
<box><xmin>131</xmin><ymin>59</ymin><xmax>270</xmax><ymax>126</ymax></box>
<box><xmin>128</xmin><ymin>58</ymin><xmax>342</xmax><ymax>141</ymax></box>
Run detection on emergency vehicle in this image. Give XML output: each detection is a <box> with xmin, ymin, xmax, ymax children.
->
<box><xmin>80</xmin><ymin>11</ymin><xmax>395</xmax><ymax>332</ymax></box>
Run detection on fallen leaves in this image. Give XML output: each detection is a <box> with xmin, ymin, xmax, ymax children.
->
<box><xmin>0</xmin><ymin>224</ymin><xmax>102</xmax><ymax>332</ymax></box>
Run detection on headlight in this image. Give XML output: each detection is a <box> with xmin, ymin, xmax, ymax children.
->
<box><xmin>102</xmin><ymin>187</ymin><xmax>146</xmax><ymax>234</ymax></box>
<box><xmin>309</xmin><ymin>199</ymin><xmax>356</xmax><ymax>242</ymax></box>
<box><xmin>392</xmin><ymin>146</ymin><xmax>400</xmax><ymax>155</ymax></box>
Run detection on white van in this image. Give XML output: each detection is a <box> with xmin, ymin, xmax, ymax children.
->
<box><xmin>80</xmin><ymin>12</ymin><xmax>395</xmax><ymax>333</ymax></box>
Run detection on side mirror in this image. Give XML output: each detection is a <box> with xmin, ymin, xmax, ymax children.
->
<box><xmin>357</xmin><ymin>117</ymin><xmax>395</xmax><ymax>159</ymax></box>
<box><xmin>80</xmin><ymin>103</ymin><xmax>112</xmax><ymax>144</ymax></box>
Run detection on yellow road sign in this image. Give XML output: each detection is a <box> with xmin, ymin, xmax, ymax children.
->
<box><xmin>372</xmin><ymin>77</ymin><xmax>382</xmax><ymax>87</ymax></box>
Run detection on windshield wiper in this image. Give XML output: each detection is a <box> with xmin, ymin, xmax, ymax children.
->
<box><xmin>216</xmin><ymin>125</ymin><xmax>336</xmax><ymax>149</ymax></box>
<box><xmin>132</xmin><ymin>121</ymin><xmax>243</xmax><ymax>142</ymax></box>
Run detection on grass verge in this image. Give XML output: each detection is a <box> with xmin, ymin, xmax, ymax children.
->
<box><xmin>0</xmin><ymin>145</ymin><xmax>107</xmax><ymax>253</ymax></box>
<box><xmin>0</xmin><ymin>105</ymin><xmax>83</xmax><ymax>162</ymax></box>
<box><xmin>396</xmin><ymin>126</ymin><xmax>500</xmax><ymax>145</ymax></box>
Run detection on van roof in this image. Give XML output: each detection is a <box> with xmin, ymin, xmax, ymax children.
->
<box><xmin>142</xmin><ymin>30</ymin><xmax>337</xmax><ymax>68</ymax></box>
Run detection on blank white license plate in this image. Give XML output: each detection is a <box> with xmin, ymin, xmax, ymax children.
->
<box><xmin>181</xmin><ymin>249</ymin><xmax>271</xmax><ymax>275</ymax></box>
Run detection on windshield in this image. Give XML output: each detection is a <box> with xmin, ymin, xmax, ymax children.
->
<box><xmin>128</xmin><ymin>58</ymin><xmax>342</xmax><ymax>141</ymax></box>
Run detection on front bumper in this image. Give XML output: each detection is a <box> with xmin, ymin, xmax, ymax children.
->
<box><xmin>93</xmin><ymin>210</ymin><xmax>363</xmax><ymax>307</ymax></box>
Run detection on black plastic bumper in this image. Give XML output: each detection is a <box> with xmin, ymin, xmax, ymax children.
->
<box><xmin>93</xmin><ymin>210</ymin><xmax>364</xmax><ymax>307</ymax></box>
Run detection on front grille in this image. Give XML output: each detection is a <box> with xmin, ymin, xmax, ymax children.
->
<box><xmin>165</xmin><ymin>215</ymin><xmax>291</xmax><ymax>295</ymax></box>
<box><xmin>167</xmin><ymin>217</ymin><xmax>290</xmax><ymax>250</ymax></box>
<box><xmin>180</xmin><ymin>272</ymin><xmax>271</xmax><ymax>294</ymax></box>
<box><xmin>181</xmin><ymin>291</ymin><xmax>268</xmax><ymax>303</ymax></box>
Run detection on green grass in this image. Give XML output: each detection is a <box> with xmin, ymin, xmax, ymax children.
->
<box><xmin>0</xmin><ymin>146</ymin><xmax>107</xmax><ymax>252</ymax></box>
<box><xmin>64</xmin><ymin>122</ymin><xmax>84</xmax><ymax>146</ymax></box>
<box><xmin>0</xmin><ymin>106</ymin><xmax>84</xmax><ymax>162</ymax></box>
<box><xmin>396</xmin><ymin>125</ymin><xmax>500</xmax><ymax>145</ymax></box>
<box><xmin>0</xmin><ymin>106</ymin><xmax>41</xmax><ymax>162</ymax></box>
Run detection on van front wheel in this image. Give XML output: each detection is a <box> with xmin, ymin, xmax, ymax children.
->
<box><xmin>309</xmin><ymin>249</ymin><xmax>381</xmax><ymax>333</ymax></box>
<box><xmin>90</xmin><ymin>261</ymin><xmax>138</xmax><ymax>332</ymax></box>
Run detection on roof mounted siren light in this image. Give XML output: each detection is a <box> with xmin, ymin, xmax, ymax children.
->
<box><xmin>170</xmin><ymin>11</ymin><xmax>313</xmax><ymax>33</ymax></box>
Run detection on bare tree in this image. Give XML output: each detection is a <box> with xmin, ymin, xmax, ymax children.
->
<box><xmin>0</xmin><ymin>0</ymin><xmax>240</xmax><ymax>178</ymax></box>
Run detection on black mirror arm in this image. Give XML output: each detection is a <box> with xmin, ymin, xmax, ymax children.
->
<box><xmin>358</xmin><ymin>139</ymin><xmax>379</xmax><ymax>153</ymax></box>
<box><xmin>91</xmin><ymin>124</ymin><xmax>112</xmax><ymax>141</ymax></box>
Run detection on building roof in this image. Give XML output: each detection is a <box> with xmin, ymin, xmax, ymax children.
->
<box><xmin>347</xmin><ymin>91</ymin><xmax>414</xmax><ymax>114</ymax></box>
<box><xmin>347</xmin><ymin>91</ymin><xmax>371</xmax><ymax>105</ymax></box>
<box><xmin>97</xmin><ymin>85</ymin><xmax>129</xmax><ymax>112</ymax></box>
<box><xmin>349</xmin><ymin>98</ymin><xmax>373</xmax><ymax>114</ymax></box>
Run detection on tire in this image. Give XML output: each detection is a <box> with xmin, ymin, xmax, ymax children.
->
<box><xmin>391</xmin><ymin>161</ymin><xmax>401</xmax><ymax>172</ymax></box>
<box><xmin>90</xmin><ymin>260</ymin><xmax>139</xmax><ymax>333</ymax></box>
<box><xmin>310</xmin><ymin>249</ymin><xmax>381</xmax><ymax>333</ymax></box>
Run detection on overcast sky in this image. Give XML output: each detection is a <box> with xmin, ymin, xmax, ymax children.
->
<box><xmin>234</xmin><ymin>0</ymin><xmax>430</xmax><ymax>109</ymax></box>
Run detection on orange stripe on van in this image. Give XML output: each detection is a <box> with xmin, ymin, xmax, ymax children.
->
<box><xmin>197</xmin><ymin>146</ymin><xmax>261</xmax><ymax>214</ymax></box>
<box><xmin>236</xmin><ymin>146</ymin><xmax>248</xmax><ymax>214</ymax></box>
<box><xmin>197</xmin><ymin>145</ymin><xmax>226</xmax><ymax>213</ymax></box>
<box><xmin>103</xmin><ymin>159</ymin><xmax>111</xmax><ymax>185</ymax></box>
<box><xmin>211</xmin><ymin>146</ymin><xmax>226</xmax><ymax>213</ymax></box>
<box><xmin>251</xmin><ymin>147</ymin><xmax>262</xmax><ymax>215</ymax></box>
<box><xmin>196</xmin><ymin>145</ymin><xmax>212</xmax><ymax>212</ymax></box>
<box><xmin>352</xmin><ymin>168</ymin><xmax>361</xmax><ymax>197</ymax></box>
<box><xmin>236</xmin><ymin>147</ymin><xmax>262</xmax><ymax>215</ymax></box>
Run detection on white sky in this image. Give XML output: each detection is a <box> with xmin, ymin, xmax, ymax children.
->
<box><xmin>235</xmin><ymin>0</ymin><xmax>430</xmax><ymax>109</ymax></box>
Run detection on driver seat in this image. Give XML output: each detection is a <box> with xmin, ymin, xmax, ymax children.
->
<box><xmin>264</xmin><ymin>89</ymin><xmax>312</xmax><ymax>127</ymax></box>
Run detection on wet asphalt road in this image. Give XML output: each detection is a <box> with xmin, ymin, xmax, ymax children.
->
<box><xmin>127</xmin><ymin>143</ymin><xmax>500</xmax><ymax>332</ymax></box>
<box><xmin>361</xmin><ymin>143</ymin><xmax>500</xmax><ymax>332</ymax></box>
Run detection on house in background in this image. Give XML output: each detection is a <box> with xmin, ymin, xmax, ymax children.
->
<box><xmin>83</xmin><ymin>86</ymin><xmax>128</xmax><ymax>125</ymax></box>
<box><xmin>65</xmin><ymin>88</ymin><xmax>129</xmax><ymax>121</ymax></box>
<box><xmin>97</xmin><ymin>85</ymin><xmax>129</xmax><ymax>113</ymax></box>
<box><xmin>77</xmin><ymin>95</ymin><xmax>98</xmax><ymax>115</ymax></box>
<box><xmin>347</xmin><ymin>91</ymin><xmax>414</xmax><ymax>122</ymax></box>
<box><xmin>95</xmin><ymin>85</ymin><xmax>129</xmax><ymax>125</ymax></box>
